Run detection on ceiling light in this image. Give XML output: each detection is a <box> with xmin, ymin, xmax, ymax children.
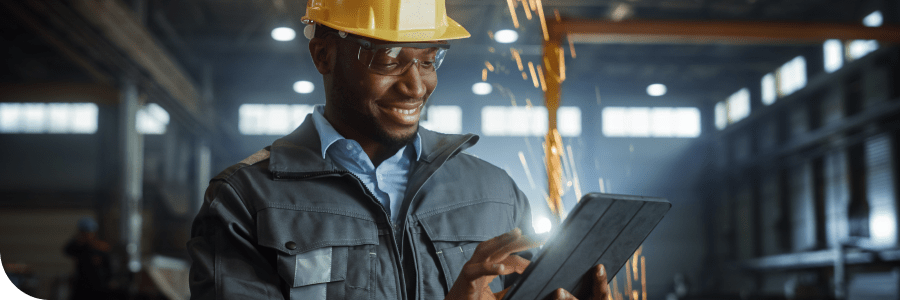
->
<box><xmin>647</xmin><ymin>83</ymin><xmax>667</xmax><ymax>96</ymax></box>
<box><xmin>271</xmin><ymin>27</ymin><xmax>296</xmax><ymax>41</ymax></box>
<box><xmin>864</xmin><ymin>11</ymin><xmax>883</xmax><ymax>27</ymax></box>
<box><xmin>494</xmin><ymin>29</ymin><xmax>518</xmax><ymax>43</ymax></box>
<box><xmin>472</xmin><ymin>82</ymin><xmax>492</xmax><ymax>95</ymax></box>
<box><xmin>293</xmin><ymin>81</ymin><xmax>314</xmax><ymax>94</ymax></box>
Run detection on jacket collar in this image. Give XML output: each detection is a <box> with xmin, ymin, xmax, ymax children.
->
<box><xmin>268</xmin><ymin>114</ymin><xmax>479</xmax><ymax>174</ymax></box>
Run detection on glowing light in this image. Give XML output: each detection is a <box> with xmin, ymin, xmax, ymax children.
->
<box><xmin>472</xmin><ymin>82</ymin><xmax>492</xmax><ymax>95</ymax></box>
<box><xmin>494</xmin><ymin>29</ymin><xmax>518</xmax><ymax>43</ymax></box>
<box><xmin>823</xmin><ymin>39</ymin><xmax>843</xmax><ymax>73</ymax></box>
<box><xmin>848</xmin><ymin>40</ymin><xmax>879</xmax><ymax>60</ymax></box>
<box><xmin>871</xmin><ymin>212</ymin><xmax>896</xmax><ymax>244</ymax></box>
<box><xmin>293</xmin><ymin>80</ymin><xmax>314</xmax><ymax>94</ymax></box>
<box><xmin>534</xmin><ymin>216</ymin><xmax>552</xmax><ymax>234</ymax></box>
<box><xmin>136</xmin><ymin>103</ymin><xmax>170</xmax><ymax>135</ymax></box>
<box><xmin>761</xmin><ymin>73</ymin><xmax>776</xmax><ymax>105</ymax></box>
<box><xmin>271</xmin><ymin>27</ymin><xmax>296</xmax><ymax>41</ymax></box>
<box><xmin>646</xmin><ymin>84</ymin><xmax>667</xmax><ymax>96</ymax></box>
<box><xmin>777</xmin><ymin>56</ymin><xmax>806</xmax><ymax>97</ymax></box>
<box><xmin>864</xmin><ymin>11</ymin><xmax>883</xmax><ymax>27</ymax></box>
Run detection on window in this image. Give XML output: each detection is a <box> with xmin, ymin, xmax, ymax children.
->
<box><xmin>823</xmin><ymin>39</ymin><xmax>843</xmax><ymax>73</ymax></box>
<box><xmin>715</xmin><ymin>88</ymin><xmax>751</xmax><ymax>130</ymax></box>
<box><xmin>0</xmin><ymin>102</ymin><xmax>98</xmax><ymax>134</ymax></box>
<box><xmin>239</xmin><ymin>104</ymin><xmax>316</xmax><ymax>135</ymax></box>
<box><xmin>481</xmin><ymin>106</ymin><xmax>581</xmax><ymax>137</ymax></box>
<box><xmin>847</xmin><ymin>40</ymin><xmax>879</xmax><ymax>60</ymax></box>
<box><xmin>602</xmin><ymin>107</ymin><xmax>700</xmax><ymax>137</ymax></box>
<box><xmin>136</xmin><ymin>103</ymin><xmax>170</xmax><ymax>135</ymax></box>
<box><xmin>778</xmin><ymin>56</ymin><xmax>807</xmax><ymax>97</ymax></box>
<box><xmin>761</xmin><ymin>73</ymin><xmax>777</xmax><ymax>105</ymax></box>
<box><xmin>420</xmin><ymin>105</ymin><xmax>462</xmax><ymax>134</ymax></box>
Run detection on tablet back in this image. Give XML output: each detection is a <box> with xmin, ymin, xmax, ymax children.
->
<box><xmin>502</xmin><ymin>193</ymin><xmax>671</xmax><ymax>300</ymax></box>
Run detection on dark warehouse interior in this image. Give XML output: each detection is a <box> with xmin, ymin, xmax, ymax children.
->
<box><xmin>2</xmin><ymin>0</ymin><xmax>900</xmax><ymax>299</ymax></box>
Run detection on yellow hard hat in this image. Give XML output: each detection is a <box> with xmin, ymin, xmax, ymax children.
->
<box><xmin>302</xmin><ymin>0</ymin><xmax>471</xmax><ymax>42</ymax></box>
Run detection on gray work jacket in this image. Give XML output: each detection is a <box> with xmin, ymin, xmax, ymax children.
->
<box><xmin>188</xmin><ymin>116</ymin><xmax>534</xmax><ymax>300</ymax></box>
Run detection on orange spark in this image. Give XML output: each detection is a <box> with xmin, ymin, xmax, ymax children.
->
<box><xmin>535</xmin><ymin>0</ymin><xmax>549</xmax><ymax>41</ymax></box>
<box><xmin>641</xmin><ymin>256</ymin><xmax>647</xmax><ymax>300</ymax></box>
<box><xmin>554</xmin><ymin>8</ymin><xmax>561</xmax><ymax>22</ymax></box>
<box><xmin>537</xmin><ymin>65</ymin><xmax>547</xmax><ymax>92</ymax></box>
<box><xmin>522</xmin><ymin>72</ymin><xmax>528</xmax><ymax>80</ymax></box>
<box><xmin>482</xmin><ymin>68</ymin><xmax>488</xmax><ymax>81</ymax></box>
<box><xmin>520</xmin><ymin>0</ymin><xmax>533</xmax><ymax>20</ymax></box>
<box><xmin>485</xmin><ymin>61</ymin><xmax>495</xmax><ymax>72</ymax></box>
<box><xmin>568</xmin><ymin>34</ymin><xmax>577</xmax><ymax>58</ymax></box>
<box><xmin>505</xmin><ymin>0</ymin><xmax>520</xmax><ymax>28</ymax></box>
<box><xmin>512</xmin><ymin>49</ymin><xmax>524</xmax><ymax>71</ymax></box>
<box><xmin>528</xmin><ymin>62</ymin><xmax>538</xmax><ymax>88</ymax></box>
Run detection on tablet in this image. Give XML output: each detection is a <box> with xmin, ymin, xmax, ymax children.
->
<box><xmin>501</xmin><ymin>193</ymin><xmax>671</xmax><ymax>300</ymax></box>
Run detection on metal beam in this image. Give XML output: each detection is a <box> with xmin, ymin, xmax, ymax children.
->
<box><xmin>558</xmin><ymin>19</ymin><xmax>900</xmax><ymax>44</ymax></box>
<box><xmin>70</xmin><ymin>0</ymin><xmax>202</xmax><ymax>114</ymax></box>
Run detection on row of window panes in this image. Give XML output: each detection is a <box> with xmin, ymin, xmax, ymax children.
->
<box><xmin>0</xmin><ymin>103</ymin><xmax>98</xmax><ymax>134</ymax></box>
<box><xmin>0</xmin><ymin>102</ymin><xmax>169</xmax><ymax>135</ymax></box>
<box><xmin>239</xmin><ymin>104</ymin><xmax>702</xmax><ymax>138</ymax></box>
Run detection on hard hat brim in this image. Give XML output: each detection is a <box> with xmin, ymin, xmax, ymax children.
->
<box><xmin>309</xmin><ymin>16</ymin><xmax>470</xmax><ymax>43</ymax></box>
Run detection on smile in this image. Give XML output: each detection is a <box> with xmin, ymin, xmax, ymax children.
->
<box><xmin>379</xmin><ymin>102</ymin><xmax>424</xmax><ymax>126</ymax></box>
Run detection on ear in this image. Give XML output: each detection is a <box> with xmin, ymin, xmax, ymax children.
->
<box><xmin>309</xmin><ymin>37</ymin><xmax>335</xmax><ymax>75</ymax></box>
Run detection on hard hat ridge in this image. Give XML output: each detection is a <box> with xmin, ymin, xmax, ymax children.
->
<box><xmin>302</xmin><ymin>0</ymin><xmax>470</xmax><ymax>42</ymax></box>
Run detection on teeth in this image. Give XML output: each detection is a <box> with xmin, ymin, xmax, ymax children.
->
<box><xmin>392</xmin><ymin>108</ymin><xmax>416</xmax><ymax>115</ymax></box>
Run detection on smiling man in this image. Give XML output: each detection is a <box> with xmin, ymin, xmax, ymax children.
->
<box><xmin>187</xmin><ymin>1</ymin><xmax>607</xmax><ymax>299</ymax></box>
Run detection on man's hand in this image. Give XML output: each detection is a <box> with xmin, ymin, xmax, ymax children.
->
<box><xmin>444</xmin><ymin>228</ymin><xmax>611</xmax><ymax>300</ymax></box>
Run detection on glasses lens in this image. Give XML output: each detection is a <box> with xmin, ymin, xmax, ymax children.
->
<box><xmin>359</xmin><ymin>46</ymin><xmax>448</xmax><ymax>76</ymax></box>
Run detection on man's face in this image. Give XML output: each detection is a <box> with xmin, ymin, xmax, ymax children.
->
<box><xmin>326</xmin><ymin>35</ymin><xmax>444</xmax><ymax>150</ymax></box>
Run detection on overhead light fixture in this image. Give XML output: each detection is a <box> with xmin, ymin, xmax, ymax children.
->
<box><xmin>646</xmin><ymin>83</ymin><xmax>666</xmax><ymax>96</ymax></box>
<box><xmin>494</xmin><ymin>29</ymin><xmax>518</xmax><ymax>43</ymax></box>
<box><xmin>293</xmin><ymin>81</ymin><xmax>314</xmax><ymax>94</ymax></box>
<box><xmin>271</xmin><ymin>27</ymin><xmax>296</xmax><ymax>41</ymax></box>
<box><xmin>864</xmin><ymin>11</ymin><xmax>883</xmax><ymax>27</ymax></box>
<box><xmin>472</xmin><ymin>82</ymin><xmax>492</xmax><ymax>95</ymax></box>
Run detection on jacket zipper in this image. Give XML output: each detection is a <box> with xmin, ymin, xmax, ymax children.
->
<box><xmin>273</xmin><ymin>170</ymin><xmax>408</xmax><ymax>299</ymax></box>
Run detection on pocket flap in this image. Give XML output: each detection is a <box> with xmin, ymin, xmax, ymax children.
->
<box><xmin>257</xmin><ymin>207</ymin><xmax>378</xmax><ymax>255</ymax></box>
<box><xmin>417</xmin><ymin>201</ymin><xmax>513</xmax><ymax>242</ymax></box>
<box><xmin>277</xmin><ymin>246</ymin><xmax>348</xmax><ymax>287</ymax></box>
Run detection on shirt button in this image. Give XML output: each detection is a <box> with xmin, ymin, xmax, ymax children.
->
<box><xmin>285</xmin><ymin>241</ymin><xmax>297</xmax><ymax>250</ymax></box>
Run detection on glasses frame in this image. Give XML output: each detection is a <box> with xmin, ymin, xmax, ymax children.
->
<box><xmin>325</xmin><ymin>32</ymin><xmax>451</xmax><ymax>76</ymax></box>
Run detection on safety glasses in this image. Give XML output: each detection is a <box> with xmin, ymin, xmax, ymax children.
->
<box><xmin>329</xmin><ymin>32</ymin><xmax>450</xmax><ymax>76</ymax></box>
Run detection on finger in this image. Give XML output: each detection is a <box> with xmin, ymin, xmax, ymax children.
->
<box><xmin>495</xmin><ymin>255</ymin><xmax>531</xmax><ymax>275</ymax></box>
<box><xmin>493</xmin><ymin>287</ymin><xmax>510</xmax><ymax>299</ymax></box>
<box><xmin>487</xmin><ymin>233</ymin><xmax>542</xmax><ymax>263</ymax></box>
<box><xmin>591</xmin><ymin>264</ymin><xmax>610</xmax><ymax>300</ymax></box>
<box><xmin>473</xmin><ymin>228</ymin><xmax>521</xmax><ymax>258</ymax></box>
<box><xmin>552</xmin><ymin>288</ymin><xmax>578</xmax><ymax>300</ymax></box>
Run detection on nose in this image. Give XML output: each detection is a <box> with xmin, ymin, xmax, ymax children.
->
<box><xmin>396</xmin><ymin>60</ymin><xmax>428</xmax><ymax>99</ymax></box>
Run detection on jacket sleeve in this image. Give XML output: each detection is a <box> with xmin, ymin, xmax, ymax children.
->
<box><xmin>501</xmin><ymin>179</ymin><xmax>537</xmax><ymax>288</ymax></box>
<box><xmin>188</xmin><ymin>179</ymin><xmax>284</xmax><ymax>300</ymax></box>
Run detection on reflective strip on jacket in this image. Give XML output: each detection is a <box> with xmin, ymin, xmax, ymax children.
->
<box><xmin>188</xmin><ymin>115</ymin><xmax>534</xmax><ymax>300</ymax></box>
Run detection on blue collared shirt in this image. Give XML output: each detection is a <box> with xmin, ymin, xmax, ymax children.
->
<box><xmin>311</xmin><ymin>105</ymin><xmax>421</xmax><ymax>224</ymax></box>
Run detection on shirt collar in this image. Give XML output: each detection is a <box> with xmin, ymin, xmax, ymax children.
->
<box><xmin>311</xmin><ymin>105</ymin><xmax>421</xmax><ymax>160</ymax></box>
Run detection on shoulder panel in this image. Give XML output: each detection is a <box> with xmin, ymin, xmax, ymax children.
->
<box><xmin>240</xmin><ymin>148</ymin><xmax>271</xmax><ymax>166</ymax></box>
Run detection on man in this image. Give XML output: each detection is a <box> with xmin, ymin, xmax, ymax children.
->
<box><xmin>187</xmin><ymin>0</ymin><xmax>608</xmax><ymax>299</ymax></box>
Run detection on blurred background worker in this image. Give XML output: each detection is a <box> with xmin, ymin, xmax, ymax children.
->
<box><xmin>63</xmin><ymin>217</ymin><xmax>112</xmax><ymax>300</ymax></box>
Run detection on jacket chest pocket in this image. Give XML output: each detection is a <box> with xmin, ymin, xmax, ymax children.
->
<box><xmin>415</xmin><ymin>201</ymin><xmax>515</xmax><ymax>296</ymax></box>
<box><xmin>256</xmin><ymin>207</ymin><xmax>379</xmax><ymax>300</ymax></box>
